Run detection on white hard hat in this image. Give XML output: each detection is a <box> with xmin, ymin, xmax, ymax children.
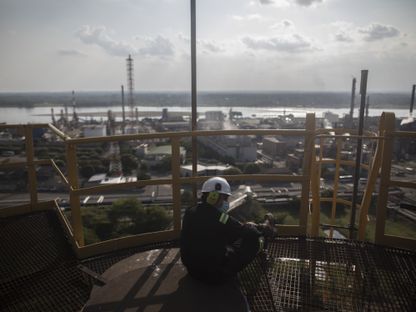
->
<box><xmin>201</xmin><ymin>177</ymin><xmax>231</xmax><ymax>195</ymax></box>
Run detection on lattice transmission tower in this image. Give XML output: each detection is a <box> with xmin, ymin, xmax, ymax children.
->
<box><xmin>126</xmin><ymin>54</ymin><xmax>135</xmax><ymax>120</ymax></box>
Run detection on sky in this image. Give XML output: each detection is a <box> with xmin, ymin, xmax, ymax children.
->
<box><xmin>0</xmin><ymin>0</ymin><xmax>415</xmax><ymax>92</ymax></box>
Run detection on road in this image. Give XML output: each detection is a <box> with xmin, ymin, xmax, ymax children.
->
<box><xmin>0</xmin><ymin>184</ymin><xmax>174</xmax><ymax>208</ymax></box>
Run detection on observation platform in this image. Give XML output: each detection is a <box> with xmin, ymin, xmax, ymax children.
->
<box><xmin>1</xmin><ymin>210</ymin><xmax>416</xmax><ymax>311</ymax></box>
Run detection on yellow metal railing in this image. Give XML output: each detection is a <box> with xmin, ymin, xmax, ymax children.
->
<box><xmin>310</xmin><ymin>127</ymin><xmax>380</xmax><ymax>238</ymax></box>
<box><xmin>0</xmin><ymin>112</ymin><xmax>415</xmax><ymax>258</ymax></box>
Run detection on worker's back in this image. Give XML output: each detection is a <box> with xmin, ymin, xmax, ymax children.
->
<box><xmin>180</xmin><ymin>202</ymin><xmax>260</xmax><ymax>284</ymax></box>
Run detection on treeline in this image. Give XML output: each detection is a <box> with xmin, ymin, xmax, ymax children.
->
<box><xmin>81</xmin><ymin>197</ymin><xmax>171</xmax><ymax>244</ymax></box>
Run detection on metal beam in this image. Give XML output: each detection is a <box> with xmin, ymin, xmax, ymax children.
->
<box><xmin>350</xmin><ymin>69</ymin><xmax>368</xmax><ymax>239</ymax></box>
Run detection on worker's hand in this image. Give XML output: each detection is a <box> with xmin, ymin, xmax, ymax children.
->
<box><xmin>257</xmin><ymin>214</ymin><xmax>278</xmax><ymax>237</ymax></box>
<box><xmin>256</xmin><ymin>224</ymin><xmax>274</xmax><ymax>237</ymax></box>
<box><xmin>244</xmin><ymin>222</ymin><xmax>258</xmax><ymax>230</ymax></box>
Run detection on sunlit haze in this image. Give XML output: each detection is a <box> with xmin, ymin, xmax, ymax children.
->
<box><xmin>0</xmin><ymin>0</ymin><xmax>415</xmax><ymax>92</ymax></box>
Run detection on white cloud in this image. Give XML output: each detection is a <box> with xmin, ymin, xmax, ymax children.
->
<box><xmin>177</xmin><ymin>33</ymin><xmax>190</xmax><ymax>44</ymax></box>
<box><xmin>252</xmin><ymin>0</ymin><xmax>290</xmax><ymax>7</ymax></box>
<box><xmin>136</xmin><ymin>35</ymin><xmax>174</xmax><ymax>57</ymax></box>
<box><xmin>293</xmin><ymin>0</ymin><xmax>323</xmax><ymax>7</ymax></box>
<box><xmin>177</xmin><ymin>34</ymin><xmax>224</xmax><ymax>54</ymax></box>
<box><xmin>242</xmin><ymin>34</ymin><xmax>314</xmax><ymax>53</ymax></box>
<box><xmin>358</xmin><ymin>23</ymin><xmax>400</xmax><ymax>42</ymax></box>
<box><xmin>271</xmin><ymin>19</ymin><xmax>294</xmax><ymax>30</ymax></box>
<box><xmin>334</xmin><ymin>31</ymin><xmax>353</xmax><ymax>42</ymax></box>
<box><xmin>232</xmin><ymin>14</ymin><xmax>263</xmax><ymax>21</ymax></box>
<box><xmin>259</xmin><ymin>0</ymin><xmax>275</xmax><ymax>4</ymax></box>
<box><xmin>256</xmin><ymin>0</ymin><xmax>325</xmax><ymax>7</ymax></box>
<box><xmin>329</xmin><ymin>21</ymin><xmax>357</xmax><ymax>43</ymax></box>
<box><xmin>76</xmin><ymin>25</ymin><xmax>175</xmax><ymax>58</ymax></box>
<box><xmin>198</xmin><ymin>39</ymin><xmax>225</xmax><ymax>53</ymax></box>
<box><xmin>57</xmin><ymin>49</ymin><xmax>87</xmax><ymax>57</ymax></box>
<box><xmin>76</xmin><ymin>25</ymin><xmax>135</xmax><ymax>56</ymax></box>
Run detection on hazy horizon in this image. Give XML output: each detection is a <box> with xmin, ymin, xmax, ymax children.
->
<box><xmin>0</xmin><ymin>89</ymin><xmax>412</xmax><ymax>95</ymax></box>
<box><xmin>0</xmin><ymin>90</ymin><xmax>412</xmax><ymax>110</ymax></box>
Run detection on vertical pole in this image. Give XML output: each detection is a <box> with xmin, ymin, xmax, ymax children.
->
<box><xmin>349</xmin><ymin>69</ymin><xmax>368</xmax><ymax>239</ymax></box>
<box><xmin>171</xmin><ymin>137</ymin><xmax>182</xmax><ymax>234</ymax></box>
<box><xmin>310</xmin><ymin>140</ymin><xmax>321</xmax><ymax>237</ymax></box>
<box><xmin>375</xmin><ymin>113</ymin><xmax>395</xmax><ymax>244</ymax></box>
<box><xmin>190</xmin><ymin>0</ymin><xmax>198</xmax><ymax>204</ymax></box>
<box><xmin>349</xmin><ymin>78</ymin><xmax>356</xmax><ymax>128</ymax></box>
<box><xmin>121</xmin><ymin>85</ymin><xmax>126</xmax><ymax>134</ymax></box>
<box><xmin>66</xmin><ymin>142</ymin><xmax>84</xmax><ymax>246</ymax></box>
<box><xmin>330</xmin><ymin>138</ymin><xmax>342</xmax><ymax>238</ymax></box>
<box><xmin>410</xmin><ymin>84</ymin><xmax>415</xmax><ymax>115</ymax></box>
<box><xmin>300</xmin><ymin>113</ymin><xmax>315</xmax><ymax>233</ymax></box>
<box><xmin>25</xmin><ymin>126</ymin><xmax>38</xmax><ymax>210</ymax></box>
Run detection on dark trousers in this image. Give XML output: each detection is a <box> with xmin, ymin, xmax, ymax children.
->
<box><xmin>187</xmin><ymin>235</ymin><xmax>261</xmax><ymax>285</ymax></box>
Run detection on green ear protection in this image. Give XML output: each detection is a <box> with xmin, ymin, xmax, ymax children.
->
<box><xmin>207</xmin><ymin>191</ymin><xmax>220</xmax><ymax>205</ymax></box>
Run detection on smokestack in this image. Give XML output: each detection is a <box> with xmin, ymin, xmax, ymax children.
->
<box><xmin>349</xmin><ymin>77</ymin><xmax>356</xmax><ymax>128</ymax></box>
<box><xmin>64</xmin><ymin>103</ymin><xmax>68</xmax><ymax>125</ymax></box>
<box><xmin>410</xmin><ymin>84</ymin><xmax>415</xmax><ymax>115</ymax></box>
<box><xmin>51</xmin><ymin>108</ymin><xmax>56</xmax><ymax>125</ymax></box>
<box><xmin>72</xmin><ymin>90</ymin><xmax>77</xmax><ymax>122</ymax></box>
<box><xmin>365</xmin><ymin>95</ymin><xmax>370</xmax><ymax>118</ymax></box>
<box><xmin>121</xmin><ymin>85</ymin><xmax>126</xmax><ymax>134</ymax></box>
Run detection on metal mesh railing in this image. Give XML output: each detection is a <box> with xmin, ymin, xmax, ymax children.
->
<box><xmin>0</xmin><ymin>210</ymin><xmax>178</xmax><ymax>312</ymax></box>
<box><xmin>239</xmin><ymin>237</ymin><xmax>416</xmax><ymax>311</ymax></box>
<box><xmin>0</xmin><ymin>211</ymin><xmax>89</xmax><ymax>312</ymax></box>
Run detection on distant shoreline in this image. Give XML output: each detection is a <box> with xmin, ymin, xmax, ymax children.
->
<box><xmin>0</xmin><ymin>91</ymin><xmax>412</xmax><ymax>109</ymax></box>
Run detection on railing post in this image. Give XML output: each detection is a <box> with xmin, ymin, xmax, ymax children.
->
<box><xmin>66</xmin><ymin>142</ymin><xmax>84</xmax><ymax>246</ymax></box>
<box><xmin>357</xmin><ymin>127</ymin><xmax>384</xmax><ymax>240</ymax></box>
<box><xmin>300</xmin><ymin>113</ymin><xmax>315</xmax><ymax>233</ymax></box>
<box><xmin>330</xmin><ymin>138</ymin><xmax>342</xmax><ymax>238</ymax></box>
<box><xmin>375</xmin><ymin>112</ymin><xmax>395</xmax><ymax>245</ymax></box>
<box><xmin>24</xmin><ymin>125</ymin><xmax>38</xmax><ymax>210</ymax></box>
<box><xmin>310</xmin><ymin>136</ymin><xmax>325</xmax><ymax>236</ymax></box>
<box><xmin>171</xmin><ymin>137</ymin><xmax>182</xmax><ymax>235</ymax></box>
<box><xmin>310</xmin><ymin>141</ymin><xmax>321</xmax><ymax>237</ymax></box>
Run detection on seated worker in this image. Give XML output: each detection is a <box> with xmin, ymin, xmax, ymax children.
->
<box><xmin>180</xmin><ymin>177</ymin><xmax>275</xmax><ymax>284</ymax></box>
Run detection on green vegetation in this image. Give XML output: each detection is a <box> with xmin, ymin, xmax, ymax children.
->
<box><xmin>243</xmin><ymin>163</ymin><xmax>261</xmax><ymax>174</ymax></box>
<box><xmin>365</xmin><ymin>213</ymin><xmax>416</xmax><ymax>242</ymax></box>
<box><xmin>181</xmin><ymin>189</ymin><xmax>193</xmax><ymax>207</ymax></box>
<box><xmin>81</xmin><ymin>197</ymin><xmax>172</xmax><ymax>244</ymax></box>
<box><xmin>121</xmin><ymin>154</ymin><xmax>138</xmax><ymax>174</ymax></box>
<box><xmin>263</xmin><ymin>198</ymin><xmax>301</xmax><ymax>225</ymax></box>
<box><xmin>153</xmin><ymin>155</ymin><xmax>171</xmax><ymax>173</ymax></box>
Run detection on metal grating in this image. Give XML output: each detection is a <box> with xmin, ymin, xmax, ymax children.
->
<box><xmin>0</xmin><ymin>211</ymin><xmax>89</xmax><ymax>312</ymax></box>
<box><xmin>1</xmin><ymin>211</ymin><xmax>415</xmax><ymax>312</ymax></box>
<box><xmin>238</xmin><ymin>237</ymin><xmax>416</xmax><ymax>312</ymax></box>
<box><xmin>0</xmin><ymin>210</ymin><xmax>178</xmax><ymax>312</ymax></box>
<box><xmin>80</xmin><ymin>240</ymin><xmax>179</xmax><ymax>275</ymax></box>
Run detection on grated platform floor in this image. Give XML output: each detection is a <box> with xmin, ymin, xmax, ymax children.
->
<box><xmin>1</xmin><ymin>211</ymin><xmax>415</xmax><ymax>311</ymax></box>
<box><xmin>238</xmin><ymin>237</ymin><xmax>416</xmax><ymax>311</ymax></box>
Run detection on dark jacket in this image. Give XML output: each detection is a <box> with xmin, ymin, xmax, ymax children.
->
<box><xmin>180</xmin><ymin>202</ymin><xmax>260</xmax><ymax>283</ymax></box>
